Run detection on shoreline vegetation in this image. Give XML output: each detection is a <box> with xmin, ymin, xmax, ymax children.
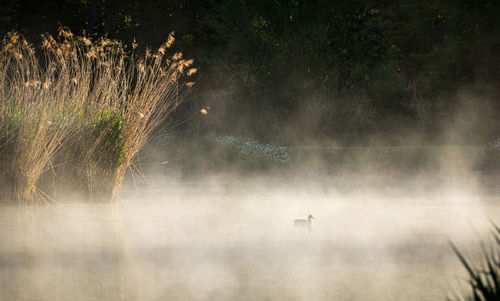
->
<box><xmin>0</xmin><ymin>28</ymin><xmax>196</xmax><ymax>204</ymax></box>
<box><xmin>449</xmin><ymin>224</ymin><xmax>500</xmax><ymax>301</ymax></box>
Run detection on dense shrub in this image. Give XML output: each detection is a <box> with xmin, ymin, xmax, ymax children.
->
<box><xmin>0</xmin><ymin>28</ymin><xmax>196</xmax><ymax>203</ymax></box>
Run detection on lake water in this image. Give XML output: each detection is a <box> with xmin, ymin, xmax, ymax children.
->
<box><xmin>0</xmin><ymin>174</ymin><xmax>499</xmax><ymax>300</ymax></box>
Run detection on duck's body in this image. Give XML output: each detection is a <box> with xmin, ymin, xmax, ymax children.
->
<box><xmin>294</xmin><ymin>214</ymin><xmax>314</xmax><ymax>230</ymax></box>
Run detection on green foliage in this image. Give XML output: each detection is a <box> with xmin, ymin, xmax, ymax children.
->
<box><xmin>1</xmin><ymin>0</ymin><xmax>499</xmax><ymax>142</ymax></box>
<box><xmin>56</xmin><ymin>109</ymin><xmax>128</xmax><ymax>201</ymax></box>
<box><xmin>89</xmin><ymin>109</ymin><xmax>125</xmax><ymax>169</ymax></box>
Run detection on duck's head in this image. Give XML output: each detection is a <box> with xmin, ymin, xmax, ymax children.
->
<box><xmin>308</xmin><ymin>214</ymin><xmax>314</xmax><ymax>220</ymax></box>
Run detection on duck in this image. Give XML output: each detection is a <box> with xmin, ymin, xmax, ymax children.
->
<box><xmin>294</xmin><ymin>214</ymin><xmax>314</xmax><ymax>230</ymax></box>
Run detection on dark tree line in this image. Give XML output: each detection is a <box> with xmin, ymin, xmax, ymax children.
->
<box><xmin>1</xmin><ymin>0</ymin><xmax>499</xmax><ymax>143</ymax></box>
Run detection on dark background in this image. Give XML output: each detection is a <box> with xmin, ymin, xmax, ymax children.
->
<box><xmin>1</xmin><ymin>0</ymin><xmax>498</xmax><ymax>145</ymax></box>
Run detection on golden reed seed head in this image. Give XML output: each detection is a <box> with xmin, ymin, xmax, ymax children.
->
<box><xmin>172</xmin><ymin>52</ymin><xmax>182</xmax><ymax>60</ymax></box>
<box><xmin>177</xmin><ymin>64</ymin><xmax>185</xmax><ymax>73</ymax></box>
<box><xmin>99</xmin><ymin>38</ymin><xmax>109</xmax><ymax>47</ymax></box>
<box><xmin>41</xmin><ymin>39</ymin><xmax>50</xmax><ymax>49</ymax></box>
<box><xmin>85</xmin><ymin>50</ymin><xmax>97</xmax><ymax>59</ymax></box>
<box><xmin>82</xmin><ymin>37</ymin><xmax>92</xmax><ymax>46</ymax></box>
<box><xmin>43</xmin><ymin>81</ymin><xmax>51</xmax><ymax>89</ymax></box>
<box><xmin>9</xmin><ymin>33</ymin><xmax>18</xmax><ymax>44</ymax></box>
<box><xmin>132</xmin><ymin>39</ymin><xmax>138</xmax><ymax>50</ymax></box>
<box><xmin>58</xmin><ymin>28</ymin><xmax>74</xmax><ymax>39</ymax></box>
<box><xmin>200</xmin><ymin>108</ymin><xmax>208</xmax><ymax>115</ymax></box>
<box><xmin>187</xmin><ymin>68</ymin><xmax>197</xmax><ymax>76</ymax></box>
<box><xmin>186</xmin><ymin>82</ymin><xmax>195</xmax><ymax>87</ymax></box>
<box><xmin>166</xmin><ymin>31</ymin><xmax>175</xmax><ymax>48</ymax></box>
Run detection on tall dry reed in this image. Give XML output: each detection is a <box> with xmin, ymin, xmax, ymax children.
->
<box><xmin>0</xmin><ymin>28</ymin><xmax>196</xmax><ymax>203</ymax></box>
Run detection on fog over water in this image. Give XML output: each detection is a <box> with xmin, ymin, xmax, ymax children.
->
<box><xmin>1</xmin><ymin>157</ymin><xmax>499</xmax><ymax>301</ymax></box>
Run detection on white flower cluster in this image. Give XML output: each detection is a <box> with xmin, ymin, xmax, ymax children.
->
<box><xmin>212</xmin><ymin>135</ymin><xmax>291</xmax><ymax>163</ymax></box>
<box><xmin>489</xmin><ymin>138</ymin><xmax>500</xmax><ymax>151</ymax></box>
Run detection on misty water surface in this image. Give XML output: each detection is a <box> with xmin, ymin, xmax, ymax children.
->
<box><xmin>1</xmin><ymin>171</ymin><xmax>499</xmax><ymax>301</ymax></box>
